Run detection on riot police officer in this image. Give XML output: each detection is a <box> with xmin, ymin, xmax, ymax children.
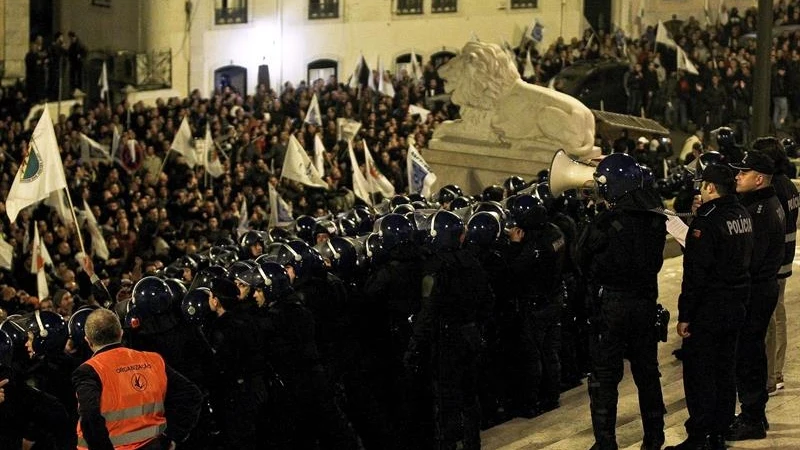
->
<box><xmin>578</xmin><ymin>153</ymin><xmax>667</xmax><ymax>450</ymax></box>
<box><xmin>669</xmin><ymin>163</ymin><xmax>752</xmax><ymax>450</ymax></box>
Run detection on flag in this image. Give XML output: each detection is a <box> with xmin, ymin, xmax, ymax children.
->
<box><xmin>80</xmin><ymin>133</ymin><xmax>112</xmax><ymax>163</ymax></box>
<box><xmin>45</xmin><ymin>189</ymin><xmax>74</xmax><ymax>227</ymax></box>
<box><xmin>203</xmin><ymin>124</ymin><xmax>225</xmax><ymax>178</ymax></box>
<box><xmin>0</xmin><ymin>237</ymin><xmax>13</xmax><ymax>270</ymax></box>
<box><xmin>529</xmin><ymin>19</ymin><xmax>544</xmax><ymax>43</ymax></box>
<box><xmin>304</xmin><ymin>93</ymin><xmax>322</xmax><ymax>127</ymax></box>
<box><xmin>281</xmin><ymin>135</ymin><xmax>329</xmax><ymax>189</ymax></box>
<box><xmin>348</xmin><ymin>55</ymin><xmax>371</xmax><ymax>89</ymax></box>
<box><xmin>409</xmin><ymin>104</ymin><xmax>431</xmax><ymax>122</ymax></box>
<box><xmin>362</xmin><ymin>139</ymin><xmax>396</xmax><ymax>198</ymax></box>
<box><xmin>237</xmin><ymin>198</ymin><xmax>249</xmax><ymax>235</ymax></box>
<box><xmin>6</xmin><ymin>108</ymin><xmax>68</xmax><ymax>223</ymax></box>
<box><xmin>704</xmin><ymin>0</ymin><xmax>711</xmax><ymax>25</ymax></box>
<box><xmin>30</xmin><ymin>226</ymin><xmax>49</xmax><ymax>300</ymax></box>
<box><xmin>655</xmin><ymin>20</ymin><xmax>678</xmax><ymax>48</ymax></box>
<box><xmin>407</xmin><ymin>144</ymin><xmax>437</xmax><ymax>198</ymax></box>
<box><xmin>410</xmin><ymin>49</ymin><xmax>424</xmax><ymax>82</ymax></box>
<box><xmin>313</xmin><ymin>133</ymin><xmax>326</xmax><ymax>176</ymax></box>
<box><xmin>171</xmin><ymin>116</ymin><xmax>198</xmax><ymax>168</ymax></box>
<box><xmin>99</xmin><ymin>61</ymin><xmax>109</xmax><ymax>102</ymax></box>
<box><xmin>337</xmin><ymin>118</ymin><xmax>362</xmax><ymax>143</ymax></box>
<box><xmin>111</xmin><ymin>125</ymin><xmax>121</xmax><ymax>161</ymax></box>
<box><xmin>369</xmin><ymin>58</ymin><xmax>379</xmax><ymax>92</ymax></box>
<box><xmin>347</xmin><ymin>141</ymin><xmax>373</xmax><ymax>205</ymax></box>
<box><xmin>523</xmin><ymin>49</ymin><xmax>535</xmax><ymax>78</ymax></box>
<box><xmin>677</xmin><ymin>46</ymin><xmax>700</xmax><ymax>75</ymax></box>
<box><xmin>83</xmin><ymin>202</ymin><xmax>109</xmax><ymax>260</ymax></box>
<box><xmin>268</xmin><ymin>184</ymin><xmax>294</xmax><ymax>229</ymax></box>
<box><xmin>377</xmin><ymin>56</ymin><xmax>395</xmax><ymax>98</ymax></box>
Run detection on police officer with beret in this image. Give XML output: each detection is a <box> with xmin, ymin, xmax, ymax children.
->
<box><xmin>669</xmin><ymin>163</ymin><xmax>752</xmax><ymax>450</ymax></box>
<box><xmin>726</xmin><ymin>152</ymin><xmax>785</xmax><ymax>441</ymax></box>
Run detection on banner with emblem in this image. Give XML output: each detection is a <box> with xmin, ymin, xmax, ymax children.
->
<box><xmin>281</xmin><ymin>135</ymin><xmax>328</xmax><ymax>189</ymax></box>
<box><xmin>171</xmin><ymin>116</ymin><xmax>198</xmax><ymax>168</ymax></box>
<box><xmin>6</xmin><ymin>108</ymin><xmax>68</xmax><ymax>223</ymax></box>
<box><xmin>362</xmin><ymin>140</ymin><xmax>395</xmax><ymax>198</ymax></box>
<box><xmin>268</xmin><ymin>184</ymin><xmax>294</xmax><ymax>229</ymax></box>
<box><xmin>0</xmin><ymin>237</ymin><xmax>13</xmax><ymax>271</ymax></box>
<box><xmin>202</xmin><ymin>124</ymin><xmax>225</xmax><ymax>178</ymax></box>
<box><xmin>348</xmin><ymin>141</ymin><xmax>373</xmax><ymax>205</ymax></box>
<box><xmin>304</xmin><ymin>93</ymin><xmax>322</xmax><ymax>127</ymax></box>
<box><xmin>406</xmin><ymin>143</ymin><xmax>437</xmax><ymax>198</ymax></box>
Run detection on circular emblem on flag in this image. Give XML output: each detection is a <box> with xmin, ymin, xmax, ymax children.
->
<box><xmin>131</xmin><ymin>372</ymin><xmax>148</xmax><ymax>391</ymax></box>
<box><xmin>20</xmin><ymin>146</ymin><xmax>43</xmax><ymax>183</ymax></box>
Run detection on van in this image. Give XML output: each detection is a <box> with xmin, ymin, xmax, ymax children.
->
<box><xmin>547</xmin><ymin>60</ymin><xmax>630</xmax><ymax>114</ymax></box>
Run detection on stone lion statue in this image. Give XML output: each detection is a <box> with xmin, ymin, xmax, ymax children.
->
<box><xmin>434</xmin><ymin>41</ymin><xmax>596</xmax><ymax>158</ymax></box>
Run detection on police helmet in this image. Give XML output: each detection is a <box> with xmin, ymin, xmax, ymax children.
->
<box><xmin>268</xmin><ymin>227</ymin><xmax>296</xmax><ymax>244</ymax></box>
<box><xmin>294</xmin><ymin>215</ymin><xmax>317</xmax><ymax>243</ymax></box>
<box><xmin>536</xmin><ymin>169</ymin><xmax>550</xmax><ymax>183</ymax></box>
<box><xmin>335</xmin><ymin>217</ymin><xmax>358</xmax><ymax>237</ymax></box>
<box><xmin>429</xmin><ymin>210</ymin><xmax>465</xmax><ymax>250</ymax></box>
<box><xmin>509</xmin><ymin>194</ymin><xmax>548</xmax><ymax>229</ymax></box>
<box><xmin>411</xmin><ymin>200</ymin><xmax>430</xmax><ymax>210</ymax></box>
<box><xmin>482</xmin><ymin>185</ymin><xmax>504</xmax><ymax>202</ymax></box>
<box><xmin>189</xmin><ymin>264</ymin><xmax>230</xmax><ymax>290</ymax></box>
<box><xmin>313</xmin><ymin>219</ymin><xmax>338</xmax><ymax>241</ymax></box>
<box><xmin>215</xmin><ymin>237</ymin><xmax>236</xmax><ymax>247</ymax></box>
<box><xmin>474</xmin><ymin>201</ymin><xmax>507</xmax><ymax>221</ymax></box>
<box><xmin>0</xmin><ymin>317</ymin><xmax>28</xmax><ymax>358</ymax></box>
<box><xmin>181</xmin><ymin>288</ymin><xmax>212</xmax><ymax>326</ymax></box>
<box><xmin>532</xmin><ymin>182</ymin><xmax>555</xmax><ymax>211</ymax></box>
<box><xmin>408</xmin><ymin>193</ymin><xmax>425</xmax><ymax>203</ymax></box>
<box><xmin>239</xmin><ymin>230</ymin><xmax>264</xmax><ymax>251</ymax></box>
<box><xmin>393</xmin><ymin>204</ymin><xmax>415</xmax><ymax>215</ymax></box>
<box><xmin>208</xmin><ymin>277</ymin><xmax>240</xmax><ymax>310</ymax></box>
<box><xmin>228</xmin><ymin>260</ymin><xmax>257</xmax><ymax>281</ymax></box>
<box><xmin>0</xmin><ymin>330</ymin><xmax>12</xmax><ymax>368</ymax></box>
<box><xmin>164</xmin><ymin>278</ymin><xmax>188</xmax><ymax>305</ymax></box>
<box><xmin>27</xmin><ymin>310</ymin><xmax>68</xmax><ymax>356</ymax></box>
<box><xmin>503</xmin><ymin>176</ymin><xmax>527</xmax><ymax>195</ymax></box>
<box><xmin>449</xmin><ymin>196</ymin><xmax>473</xmax><ymax>212</ymax></box>
<box><xmin>390</xmin><ymin>195</ymin><xmax>412</xmax><ymax>208</ymax></box>
<box><xmin>68</xmin><ymin>305</ymin><xmax>100</xmax><ymax>345</ymax></box>
<box><xmin>781</xmin><ymin>138</ymin><xmax>798</xmax><ymax>157</ymax></box>
<box><xmin>364</xmin><ymin>232</ymin><xmax>388</xmax><ymax>265</ymax></box>
<box><xmin>436</xmin><ymin>184</ymin><xmax>463</xmax><ymax>205</ymax></box>
<box><xmin>132</xmin><ymin>276</ymin><xmax>173</xmax><ymax>316</ymax></box>
<box><xmin>315</xmin><ymin>236</ymin><xmax>358</xmax><ymax>279</ymax></box>
<box><xmin>594</xmin><ymin>153</ymin><xmax>643</xmax><ymax>203</ymax></box>
<box><xmin>712</xmin><ymin>126</ymin><xmax>736</xmax><ymax>148</ymax></box>
<box><xmin>466</xmin><ymin>211</ymin><xmax>502</xmax><ymax>247</ymax></box>
<box><xmin>257</xmin><ymin>261</ymin><xmax>294</xmax><ymax>300</ymax></box>
<box><xmin>162</xmin><ymin>265</ymin><xmax>184</xmax><ymax>280</ymax></box>
<box><xmin>375</xmin><ymin>213</ymin><xmax>414</xmax><ymax>251</ymax></box>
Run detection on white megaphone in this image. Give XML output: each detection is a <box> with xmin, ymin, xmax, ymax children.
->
<box><xmin>549</xmin><ymin>149</ymin><xmax>598</xmax><ymax>197</ymax></box>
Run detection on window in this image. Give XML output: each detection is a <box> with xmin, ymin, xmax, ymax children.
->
<box><xmin>215</xmin><ymin>0</ymin><xmax>248</xmax><ymax>25</ymax></box>
<box><xmin>309</xmin><ymin>0</ymin><xmax>339</xmax><ymax>19</ymax></box>
<box><xmin>432</xmin><ymin>0</ymin><xmax>457</xmax><ymax>13</ymax></box>
<box><xmin>308</xmin><ymin>59</ymin><xmax>338</xmax><ymax>85</ymax></box>
<box><xmin>430</xmin><ymin>50</ymin><xmax>457</xmax><ymax>69</ymax></box>
<box><xmin>395</xmin><ymin>53</ymin><xmax>424</xmax><ymax>78</ymax></box>
<box><xmin>510</xmin><ymin>0</ymin><xmax>537</xmax><ymax>9</ymax></box>
<box><xmin>396</xmin><ymin>0</ymin><xmax>423</xmax><ymax>15</ymax></box>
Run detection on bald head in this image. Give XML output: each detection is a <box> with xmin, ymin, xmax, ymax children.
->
<box><xmin>85</xmin><ymin>309</ymin><xmax>123</xmax><ymax>349</ymax></box>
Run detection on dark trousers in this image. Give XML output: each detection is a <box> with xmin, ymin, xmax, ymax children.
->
<box><xmin>587</xmin><ymin>288</ymin><xmax>665</xmax><ymax>449</ymax></box>
<box><xmin>682</xmin><ymin>309</ymin><xmax>743</xmax><ymax>438</ymax></box>
<box><xmin>516</xmin><ymin>301</ymin><xmax>562</xmax><ymax>410</ymax></box>
<box><xmin>737</xmin><ymin>280</ymin><xmax>779</xmax><ymax>421</ymax></box>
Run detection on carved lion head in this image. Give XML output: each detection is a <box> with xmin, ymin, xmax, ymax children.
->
<box><xmin>439</xmin><ymin>41</ymin><xmax>521</xmax><ymax>111</ymax></box>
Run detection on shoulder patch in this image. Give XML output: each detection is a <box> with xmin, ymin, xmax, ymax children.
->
<box><xmin>692</xmin><ymin>229</ymin><xmax>702</xmax><ymax>238</ymax></box>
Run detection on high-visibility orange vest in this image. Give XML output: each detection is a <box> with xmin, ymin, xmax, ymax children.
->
<box><xmin>77</xmin><ymin>347</ymin><xmax>168</xmax><ymax>450</ymax></box>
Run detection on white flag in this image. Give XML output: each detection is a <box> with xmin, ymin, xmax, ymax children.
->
<box><xmin>80</xmin><ymin>133</ymin><xmax>112</xmax><ymax>163</ymax></box>
<box><xmin>203</xmin><ymin>124</ymin><xmax>225</xmax><ymax>178</ymax></box>
<box><xmin>0</xmin><ymin>237</ymin><xmax>13</xmax><ymax>270</ymax></box>
<box><xmin>523</xmin><ymin>50</ymin><xmax>535</xmax><ymax>78</ymax></box>
<box><xmin>410</xmin><ymin>49</ymin><xmax>424</xmax><ymax>82</ymax></box>
<box><xmin>111</xmin><ymin>125</ymin><xmax>121</xmax><ymax>161</ymax></box>
<box><xmin>348</xmin><ymin>141</ymin><xmax>373</xmax><ymax>205</ymax></box>
<box><xmin>45</xmin><ymin>188</ymin><xmax>74</xmax><ymax>227</ymax></box>
<box><xmin>677</xmin><ymin>46</ymin><xmax>699</xmax><ymax>75</ymax></box>
<box><xmin>407</xmin><ymin>144</ymin><xmax>437</xmax><ymax>198</ymax></box>
<box><xmin>362</xmin><ymin>140</ymin><xmax>395</xmax><ymax>198</ymax></box>
<box><xmin>281</xmin><ymin>135</ymin><xmax>329</xmax><ymax>189</ymax></box>
<box><xmin>268</xmin><ymin>184</ymin><xmax>294</xmax><ymax>229</ymax></box>
<box><xmin>304</xmin><ymin>93</ymin><xmax>322</xmax><ymax>127</ymax></box>
<box><xmin>83</xmin><ymin>202</ymin><xmax>109</xmax><ymax>260</ymax></box>
<box><xmin>313</xmin><ymin>133</ymin><xmax>326</xmax><ymax>176</ymax></box>
<box><xmin>337</xmin><ymin>118</ymin><xmax>362</xmax><ymax>143</ymax></box>
<box><xmin>31</xmin><ymin>227</ymin><xmax>49</xmax><ymax>300</ymax></box>
<box><xmin>6</xmin><ymin>108</ymin><xmax>68</xmax><ymax>223</ymax></box>
<box><xmin>655</xmin><ymin>20</ymin><xmax>678</xmax><ymax>48</ymax></box>
<box><xmin>171</xmin><ymin>116</ymin><xmax>198</xmax><ymax>168</ymax></box>
<box><xmin>237</xmin><ymin>198</ymin><xmax>249</xmax><ymax>235</ymax></box>
<box><xmin>408</xmin><ymin>104</ymin><xmax>431</xmax><ymax>123</ymax></box>
<box><xmin>377</xmin><ymin>56</ymin><xmax>395</xmax><ymax>98</ymax></box>
<box><xmin>99</xmin><ymin>61</ymin><xmax>109</xmax><ymax>102</ymax></box>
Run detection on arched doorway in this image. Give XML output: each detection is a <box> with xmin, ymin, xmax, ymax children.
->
<box><xmin>395</xmin><ymin>52</ymin><xmax>423</xmax><ymax>78</ymax></box>
<box><xmin>214</xmin><ymin>65</ymin><xmax>247</xmax><ymax>95</ymax></box>
<box><xmin>430</xmin><ymin>50</ymin><xmax>457</xmax><ymax>70</ymax></box>
<box><xmin>307</xmin><ymin>59</ymin><xmax>338</xmax><ymax>85</ymax></box>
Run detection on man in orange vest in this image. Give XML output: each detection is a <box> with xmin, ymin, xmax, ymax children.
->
<box><xmin>73</xmin><ymin>309</ymin><xmax>202</xmax><ymax>450</ymax></box>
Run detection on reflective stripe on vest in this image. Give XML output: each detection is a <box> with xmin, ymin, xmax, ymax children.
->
<box><xmin>78</xmin><ymin>423</ymin><xmax>166</xmax><ymax>448</ymax></box>
<box><xmin>102</xmin><ymin>402</ymin><xmax>165</xmax><ymax>423</ymax></box>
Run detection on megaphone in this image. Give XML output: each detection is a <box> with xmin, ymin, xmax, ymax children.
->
<box><xmin>549</xmin><ymin>149</ymin><xmax>598</xmax><ymax>197</ymax></box>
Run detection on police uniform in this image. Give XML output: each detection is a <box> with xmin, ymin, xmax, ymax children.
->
<box><xmin>579</xmin><ymin>190</ymin><xmax>667</xmax><ymax>450</ymax></box>
<box><xmin>73</xmin><ymin>343</ymin><xmax>202</xmax><ymax>450</ymax></box>
<box><xmin>675</xmin><ymin>165</ymin><xmax>752</xmax><ymax>449</ymax></box>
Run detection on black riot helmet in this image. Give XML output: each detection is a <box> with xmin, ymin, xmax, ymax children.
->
<box><xmin>533</xmin><ymin>182</ymin><xmax>555</xmax><ymax>212</ymax></box>
<box><xmin>27</xmin><ymin>310</ymin><xmax>69</xmax><ymax>357</ymax></box>
<box><xmin>0</xmin><ymin>330</ymin><xmax>12</xmax><ymax>368</ymax></box>
<box><xmin>1</xmin><ymin>316</ymin><xmax>28</xmax><ymax>358</ymax></box>
<box><xmin>509</xmin><ymin>194</ymin><xmax>548</xmax><ymax>230</ymax></box>
<box><xmin>449</xmin><ymin>196</ymin><xmax>473</xmax><ymax>212</ymax></box>
<box><xmin>315</xmin><ymin>236</ymin><xmax>358</xmax><ymax>279</ymax></box>
<box><xmin>131</xmin><ymin>276</ymin><xmax>173</xmax><ymax>316</ymax></box>
<box><xmin>503</xmin><ymin>176</ymin><xmax>527</xmax><ymax>195</ymax></box>
<box><xmin>375</xmin><ymin>213</ymin><xmax>414</xmax><ymax>251</ymax></box>
<box><xmin>390</xmin><ymin>195</ymin><xmax>412</xmax><ymax>208</ymax></box>
<box><xmin>68</xmin><ymin>305</ymin><xmax>99</xmax><ymax>346</ymax></box>
<box><xmin>781</xmin><ymin>138</ymin><xmax>798</xmax><ymax>158</ymax></box>
<box><xmin>164</xmin><ymin>278</ymin><xmax>188</xmax><ymax>305</ymax></box>
<box><xmin>294</xmin><ymin>215</ymin><xmax>317</xmax><ymax>243</ymax></box>
<box><xmin>593</xmin><ymin>153</ymin><xmax>643</xmax><ymax>203</ymax></box>
<box><xmin>181</xmin><ymin>288</ymin><xmax>213</xmax><ymax>326</ymax></box>
<box><xmin>482</xmin><ymin>185</ymin><xmax>505</xmax><ymax>202</ymax></box>
<box><xmin>429</xmin><ymin>210</ymin><xmax>465</xmax><ymax>250</ymax></box>
<box><xmin>257</xmin><ymin>261</ymin><xmax>294</xmax><ymax>301</ymax></box>
<box><xmin>335</xmin><ymin>216</ymin><xmax>358</xmax><ymax>237</ymax></box>
<box><xmin>712</xmin><ymin>126</ymin><xmax>736</xmax><ymax>148</ymax></box>
<box><xmin>694</xmin><ymin>151</ymin><xmax>726</xmax><ymax>176</ymax></box>
<box><xmin>466</xmin><ymin>211</ymin><xmax>502</xmax><ymax>247</ymax></box>
<box><xmin>436</xmin><ymin>184</ymin><xmax>463</xmax><ymax>206</ymax></box>
<box><xmin>313</xmin><ymin>219</ymin><xmax>338</xmax><ymax>242</ymax></box>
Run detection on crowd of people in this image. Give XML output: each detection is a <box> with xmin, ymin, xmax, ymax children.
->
<box><xmin>0</xmin><ymin>2</ymin><xmax>798</xmax><ymax>449</ymax></box>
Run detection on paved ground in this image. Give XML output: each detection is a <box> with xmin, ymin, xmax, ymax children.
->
<box><xmin>481</xmin><ymin>244</ymin><xmax>800</xmax><ymax>450</ymax></box>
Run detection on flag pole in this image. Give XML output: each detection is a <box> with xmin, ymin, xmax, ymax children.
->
<box><xmin>158</xmin><ymin>148</ymin><xmax>172</xmax><ymax>173</ymax></box>
<box><xmin>61</xmin><ymin>186</ymin><xmax>87</xmax><ymax>256</ymax></box>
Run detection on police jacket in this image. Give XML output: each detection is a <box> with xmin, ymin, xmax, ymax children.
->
<box><xmin>263</xmin><ymin>294</ymin><xmax>321</xmax><ymax>376</ymax></box>
<box><xmin>363</xmin><ymin>243</ymin><xmax>424</xmax><ymax>321</ymax></box>
<box><xmin>505</xmin><ymin>222</ymin><xmax>565</xmax><ymax>302</ymax></box>
<box><xmin>770</xmin><ymin>173</ymin><xmax>799</xmax><ymax>278</ymax></box>
<box><xmin>207</xmin><ymin>310</ymin><xmax>266</xmax><ymax>389</ymax></box>
<box><xmin>73</xmin><ymin>344</ymin><xmax>202</xmax><ymax>450</ymax></box>
<box><xmin>410</xmin><ymin>248</ymin><xmax>494</xmax><ymax>348</ymax></box>
<box><xmin>739</xmin><ymin>186</ymin><xmax>785</xmax><ymax>283</ymax></box>
<box><xmin>578</xmin><ymin>195</ymin><xmax>666</xmax><ymax>291</ymax></box>
<box><xmin>678</xmin><ymin>195</ymin><xmax>753</xmax><ymax>323</ymax></box>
